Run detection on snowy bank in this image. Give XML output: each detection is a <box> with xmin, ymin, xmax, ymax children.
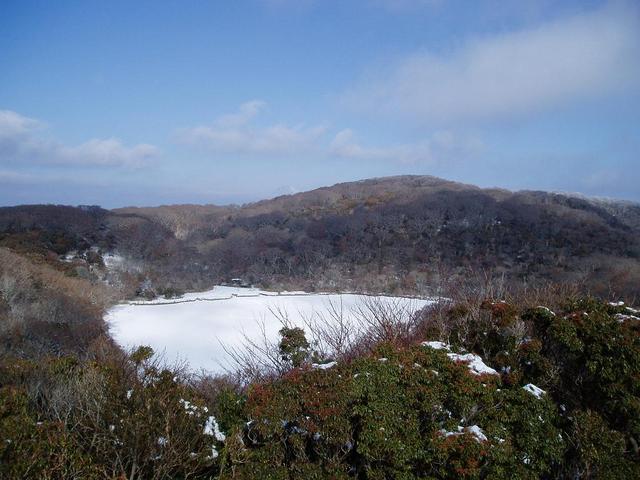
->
<box><xmin>106</xmin><ymin>286</ymin><xmax>434</xmax><ymax>374</ymax></box>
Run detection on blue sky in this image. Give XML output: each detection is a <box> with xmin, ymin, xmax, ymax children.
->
<box><xmin>1</xmin><ymin>0</ymin><xmax>638</xmax><ymax>207</ymax></box>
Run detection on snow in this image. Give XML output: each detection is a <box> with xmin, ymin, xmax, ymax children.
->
<box><xmin>208</xmin><ymin>446</ymin><xmax>219</xmax><ymax>460</ymax></box>
<box><xmin>103</xmin><ymin>252</ymin><xmax>126</xmax><ymax>270</ymax></box>
<box><xmin>447</xmin><ymin>352</ymin><xmax>499</xmax><ymax>376</ymax></box>
<box><xmin>127</xmin><ymin>285</ymin><xmax>376</xmax><ymax>305</ymax></box>
<box><xmin>312</xmin><ymin>361</ymin><xmax>337</xmax><ymax>370</ymax></box>
<box><xmin>615</xmin><ymin>313</ymin><xmax>640</xmax><ymax>322</ymax></box>
<box><xmin>422</xmin><ymin>341</ymin><xmax>498</xmax><ymax>375</ymax></box>
<box><xmin>439</xmin><ymin>425</ymin><xmax>488</xmax><ymax>442</ymax></box>
<box><xmin>61</xmin><ymin>251</ymin><xmax>77</xmax><ymax>262</ymax></box>
<box><xmin>467</xmin><ymin>425</ymin><xmax>488</xmax><ymax>442</ymax></box>
<box><xmin>128</xmin><ymin>285</ymin><xmax>266</xmax><ymax>305</ymax></box>
<box><xmin>106</xmin><ymin>286</ymin><xmax>433</xmax><ymax>374</ymax></box>
<box><xmin>421</xmin><ymin>341</ymin><xmax>450</xmax><ymax>350</ymax></box>
<box><xmin>203</xmin><ymin>416</ymin><xmax>226</xmax><ymax>442</ymax></box>
<box><xmin>536</xmin><ymin>306</ymin><xmax>555</xmax><ymax>316</ymax></box>
<box><xmin>179</xmin><ymin>399</ymin><xmax>199</xmax><ymax>415</ymax></box>
<box><xmin>523</xmin><ymin>383</ymin><xmax>546</xmax><ymax>399</ymax></box>
<box><xmin>609</xmin><ymin>301</ymin><xmax>625</xmax><ymax>307</ymax></box>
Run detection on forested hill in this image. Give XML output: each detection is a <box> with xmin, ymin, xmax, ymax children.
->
<box><xmin>2</xmin><ymin>175</ymin><xmax>640</xmax><ymax>300</ymax></box>
<box><xmin>114</xmin><ymin>175</ymin><xmax>640</xmax><ymax>298</ymax></box>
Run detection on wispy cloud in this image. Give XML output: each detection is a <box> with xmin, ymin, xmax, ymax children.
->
<box><xmin>330</xmin><ymin>128</ymin><xmax>483</xmax><ymax>164</ymax></box>
<box><xmin>176</xmin><ymin>101</ymin><xmax>327</xmax><ymax>155</ymax></box>
<box><xmin>0</xmin><ymin>169</ymin><xmax>38</xmax><ymax>184</ymax></box>
<box><xmin>178</xmin><ymin>100</ymin><xmax>484</xmax><ymax>165</ymax></box>
<box><xmin>0</xmin><ymin>110</ymin><xmax>42</xmax><ymax>140</ymax></box>
<box><xmin>0</xmin><ymin>110</ymin><xmax>159</xmax><ymax>168</ymax></box>
<box><xmin>344</xmin><ymin>3</ymin><xmax>640</xmax><ymax>122</ymax></box>
<box><xmin>56</xmin><ymin>139</ymin><xmax>159</xmax><ymax>167</ymax></box>
<box><xmin>214</xmin><ymin>100</ymin><xmax>266</xmax><ymax>128</ymax></box>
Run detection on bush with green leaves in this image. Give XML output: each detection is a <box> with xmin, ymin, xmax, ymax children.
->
<box><xmin>2</xmin><ymin>296</ymin><xmax>639</xmax><ymax>479</ymax></box>
<box><xmin>522</xmin><ymin>300</ymin><xmax>640</xmax><ymax>477</ymax></box>
<box><xmin>278</xmin><ymin>326</ymin><xmax>312</xmax><ymax>368</ymax></box>
<box><xmin>0</xmin><ymin>346</ymin><xmax>226</xmax><ymax>480</ymax></box>
<box><xmin>419</xmin><ymin>297</ymin><xmax>640</xmax><ymax>477</ymax></box>
<box><xmin>220</xmin><ymin>340</ymin><xmax>564</xmax><ymax>479</ymax></box>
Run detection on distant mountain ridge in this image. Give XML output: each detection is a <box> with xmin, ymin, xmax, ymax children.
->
<box><xmin>115</xmin><ymin>175</ymin><xmax>640</xmax><ymax>236</ymax></box>
<box><xmin>2</xmin><ymin>175</ymin><xmax>639</xmax><ymax>299</ymax></box>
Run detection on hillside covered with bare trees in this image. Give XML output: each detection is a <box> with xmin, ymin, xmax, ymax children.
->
<box><xmin>89</xmin><ymin>176</ymin><xmax>640</xmax><ymax>299</ymax></box>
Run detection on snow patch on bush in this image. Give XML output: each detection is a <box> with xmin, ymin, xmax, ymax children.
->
<box><xmin>615</xmin><ymin>313</ymin><xmax>640</xmax><ymax>322</ymax></box>
<box><xmin>203</xmin><ymin>416</ymin><xmax>226</xmax><ymax>442</ymax></box>
<box><xmin>422</xmin><ymin>341</ymin><xmax>498</xmax><ymax>376</ymax></box>
<box><xmin>312</xmin><ymin>361</ymin><xmax>337</xmax><ymax>370</ymax></box>
<box><xmin>421</xmin><ymin>341</ymin><xmax>450</xmax><ymax>350</ymax></box>
<box><xmin>447</xmin><ymin>352</ymin><xmax>499</xmax><ymax>376</ymax></box>
<box><xmin>440</xmin><ymin>425</ymin><xmax>488</xmax><ymax>442</ymax></box>
<box><xmin>523</xmin><ymin>383</ymin><xmax>546</xmax><ymax>399</ymax></box>
<box><xmin>537</xmin><ymin>306</ymin><xmax>555</xmax><ymax>316</ymax></box>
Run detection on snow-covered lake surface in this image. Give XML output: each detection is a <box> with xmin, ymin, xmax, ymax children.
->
<box><xmin>106</xmin><ymin>286</ymin><xmax>434</xmax><ymax>374</ymax></box>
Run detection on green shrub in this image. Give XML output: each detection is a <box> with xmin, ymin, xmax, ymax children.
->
<box><xmin>2</xmin><ymin>297</ymin><xmax>639</xmax><ymax>479</ymax></box>
<box><xmin>278</xmin><ymin>326</ymin><xmax>311</xmax><ymax>368</ymax></box>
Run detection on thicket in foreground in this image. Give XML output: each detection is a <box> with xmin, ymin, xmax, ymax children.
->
<box><xmin>1</xmin><ymin>297</ymin><xmax>639</xmax><ymax>479</ymax></box>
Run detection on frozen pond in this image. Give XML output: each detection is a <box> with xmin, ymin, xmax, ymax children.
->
<box><xmin>106</xmin><ymin>286</ymin><xmax>433</xmax><ymax>374</ymax></box>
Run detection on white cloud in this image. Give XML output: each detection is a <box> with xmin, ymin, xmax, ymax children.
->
<box><xmin>0</xmin><ymin>110</ymin><xmax>159</xmax><ymax>168</ymax></box>
<box><xmin>344</xmin><ymin>3</ymin><xmax>640</xmax><ymax>122</ymax></box>
<box><xmin>214</xmin><ymin>100</ymin><xmax>266</xmax><ymax>128</ymax></box>
<box><xmin>0</xmin><ymin>169</ymin><xmax>37</xmax><ymax>184</ymax></box>
<box><xmin>57</xmin><ymin>139</ymin><xmax>159</xmax><ymax>167</ymax></box>
<box><xmin>178</xmin><ymin>101</ymin><xmax>482</xmax><ymax>164</ymax></box>
<box><xmin>177</xmin><ymin>101</ymin><xmax>327</xmax><ymax>155</ymax></box>
<box><xmin>0</xmin><ymin>110</ymin><xmax>43</xmax><ymax>140</ymax></box>
<box><xmin>330</xmin><ymin>128</ymin><xmax>482</xmax><ymax>164</ymax></box>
